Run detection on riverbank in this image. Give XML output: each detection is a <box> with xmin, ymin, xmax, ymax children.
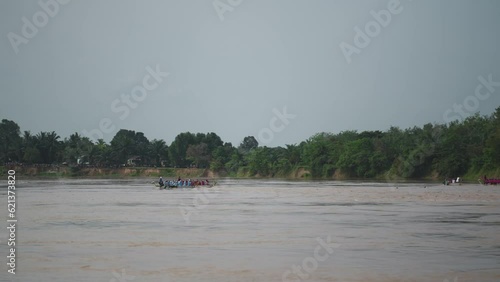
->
<box><xmin>1</xmin><ymin>166</ymin><xmax>211</xmax><ymax>179</ymax></box>
<box><xmin>0</xmin><ymin>165</ymin><xmax>311</xmax><ymax>179</ymax></box>
<box><xmin>2</xmin><ymin>165</ymin><xmax>497</xmax><ymax>182</ymax></box>
<box><xmin>11</xmin><ymin>179</ymin><xmax>500</xmax><ymax>282</ymax></box>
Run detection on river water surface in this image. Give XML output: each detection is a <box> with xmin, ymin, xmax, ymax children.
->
<box><xmin>1</xmin><ymin>179</ymin><xmax>499</xmax><ymax>282</ymax></box>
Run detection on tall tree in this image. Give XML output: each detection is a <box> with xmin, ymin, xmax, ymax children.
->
<box><xmin>62</xmin><ymin>132</ymin><xmax>94</xmax><ymax>164</ymax></box>
<box><xmin>21</xmin><ymin>130</ymin><xmax>41</xmax><ymax>163</ymax></box>
<box><xmin>0</xmin><ymin>119</ymin><xmax>22</xmax><ymax>162</ymax></box>
<box><xmin>246</xmin><ymin>146</ymin><xmax>272</xmax><ymax>176</ymax></box>
<box><xmin>481</xmin><ymin>108</ymin><xmax>500</xmax><ymax>169</ymax></box>
<box><xmin>149</xmin><ymin>139</ymin><xmax>168</xmax><ymax>166</ymax></box>
<box><xmin>337</xmin><ymin>138</ymin><xmax>373</xmax><ymax>177</ymax></box>
<box><xmin>238</xmin><ymin>136</ymin><xmax>258</xmax><ymax>154</ymax></box>
<box><xmin>169</xmin><ymin>132</ymin><xmax>197</xmax><ymax>167</ymax></box>
<box><xmin>110</xmin><ymin>129</ymin><xmax>150</xmax><ymax>165</ymax></box>
<box><xmin>92</xmin><ymin>139</ymin><xmax>110</xmax><ymax>166</ymax></box>
<box><xmin>186</xmin><ymin>143</ymin><xmax>210</xmax><ymax>168</ymax></box>
<box><xmin>36</xmin><ymin>131</ymin><xmax>62</xmax><ymax>164</ymax></box>
<box><xmin>302</xmin><ymin>133</ymin><xmax>338</xmax><ymax>178</ymax></box>
<box><xmin>211</xmin><ymin>142</ymin><xmax>234</xmax><ymax>171</ymax></box>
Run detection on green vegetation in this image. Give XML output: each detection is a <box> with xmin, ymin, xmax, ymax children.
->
<box><xmin>1</xmin><ymin>107</ymin><xmax>500</xmax><ymax>180</ymax></box>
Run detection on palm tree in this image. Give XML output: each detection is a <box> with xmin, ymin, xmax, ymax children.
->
<box><xmin>22</xmin><ymin>131</ymin><xmax>34</xmax><ymax>146</ymax></box>
<box><xmin>68</xmin><ymin>132</ymin><xmax>81</xmax><ymax>148</ymax></box>
<box><xmin>47</xmin><ymin>131</ymin><xmax>61</xmax><ymax>163</ymax></box>
<box><xmin>37</xmin><ymin>131</ymin><xmax>61</xmax><ymax>163</ymax></box>
<box><xmin>92</xmin><ymin>139</ymin><xmax>109</xmax><ymax>166</ymax></box>
<box><xmin>149</xmin><ymin>139</ymin><xmax>168</xmax><ymax>166</ymax></box>
<box><xmin>22</xmin><ymin>131</ymin><xmax>41</xmax><ymax>164</ymax></box>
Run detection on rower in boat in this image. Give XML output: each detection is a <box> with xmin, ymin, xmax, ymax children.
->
<box><xmin>154</xmin><ymin>177</ymin><xmax>216</xmax><ymax>189</ymax></box>
<box><xmin>480</xmin><ymin>175</ymin><xmax>500</xmax><ymax>185</ymax></box>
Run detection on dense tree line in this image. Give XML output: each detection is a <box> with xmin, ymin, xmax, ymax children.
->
<box><xmin>1</xmin><ymin>107</ymin><xmax>500</xmax><ymax>179</ymax></box>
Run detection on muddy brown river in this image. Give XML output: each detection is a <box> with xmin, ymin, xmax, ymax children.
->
<box><xmin>1</xmin><ymin>179</ymin><xmax>499</xmax><ymax>281</ymax></box>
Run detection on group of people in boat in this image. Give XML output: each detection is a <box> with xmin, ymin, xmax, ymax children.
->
<box><xmin>444</xmin><ymin>175</ymin><xmax>500</xmax><ymax>185</ymax></box>
<box><xmin>443</xmin><ymin>177</ymin><xmax>460</xmax><ymax>185</ymax></box>
<box><xmin>158</xmin><ymin>177</ymin><xmax>210</xmax><ymax>188</ymax></box>
<box><xmin>481</xmin><ymin>175</ymin><xmax>500</xmax><ymax>185</ymax></box>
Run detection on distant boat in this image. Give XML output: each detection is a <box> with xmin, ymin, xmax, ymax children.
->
<box><xmin>479</xmin><ymin>177</ymin><xmax>500</xmax><ymax>185</ymax></box>
<box><xmin>443</xmin><ymin>178</ymin><xmax>461</xmax><ymax>185</ymax></box>
<box><xmin>153</xmin><ymin>180</ymin><xmax>216</xmax><ymax>189</ymax></box>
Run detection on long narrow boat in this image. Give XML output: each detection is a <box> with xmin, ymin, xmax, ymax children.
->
<box><xmin>478</xmin><ymin>177</ymin><xmax>500</xmax><ymax>185</ymax></box>
<box><xmin>153</xmin><ymin>181</ymin><xmax>217</xmax><ymax>189</ymax></box>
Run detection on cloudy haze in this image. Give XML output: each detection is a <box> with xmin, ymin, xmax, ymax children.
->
<box><xmin>1</xmin><ymin>0</ymin><xmax>499</xmax><ymax>146</ymax></box>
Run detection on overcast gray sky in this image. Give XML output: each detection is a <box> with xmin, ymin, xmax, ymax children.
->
<box><xmin>1</xmin><ymin>0</ymin><xmax>499</xmax><ymax>146</ymax></box>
